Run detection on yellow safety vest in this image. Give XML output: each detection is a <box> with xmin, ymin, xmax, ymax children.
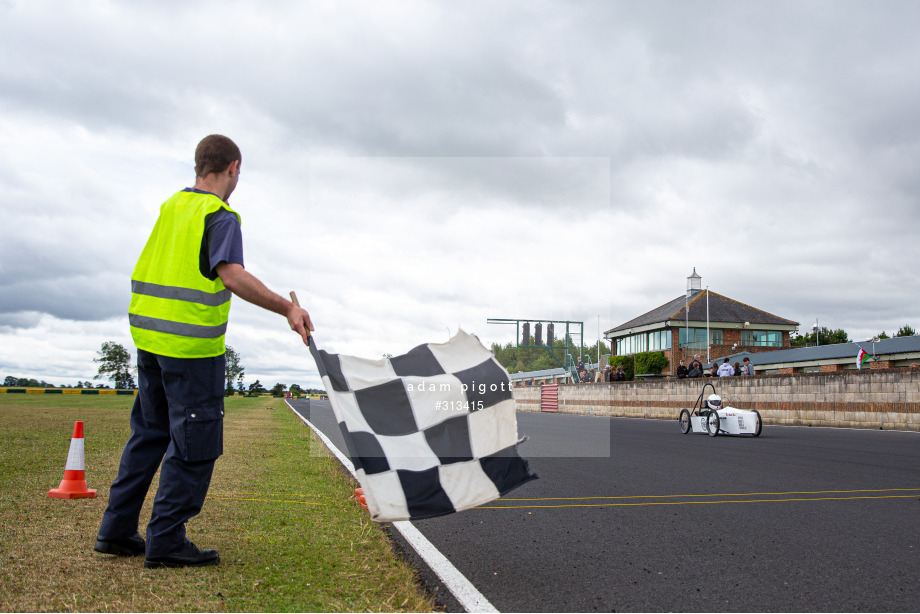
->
<box><xmin>129</xmin><ymin>189</ymin><xmax>241</xmax><ymax>358</ymax></box>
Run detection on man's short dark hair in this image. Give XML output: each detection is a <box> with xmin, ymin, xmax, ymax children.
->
<box><xmin>195</xmin><ymin>135</ymin><xmax>241</xmax><ymax>177</ymax></box>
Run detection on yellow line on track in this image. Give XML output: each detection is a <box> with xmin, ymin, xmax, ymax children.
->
<box><xmin>498</xmin><ymin>488</ymin><xmax>920</xmax><ymax>502</ymax></box>
<box><xmin>478</xmin><ymin>493</ymin><xmax>920</xmax><ymax>509</ymax></box>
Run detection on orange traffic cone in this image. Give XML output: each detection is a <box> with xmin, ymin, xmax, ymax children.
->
<box><xmin>47</xmin><ymin>421</ymin><xmax>96</xmax><ymax>499</ymax></box>
<box><xmin>354</xmin><ymin>488</ymin><xmax>368</xmax><ymax>510</ymax></box>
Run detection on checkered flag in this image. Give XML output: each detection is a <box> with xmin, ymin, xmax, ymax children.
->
<box><xmin>309</xmin><ymin>330</ymin><xmax>537</xmax><ymax>522</ymax></box>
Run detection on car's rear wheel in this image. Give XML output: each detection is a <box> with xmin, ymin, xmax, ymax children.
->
<box><xmin>706</xmin><ymin>410</ymin><xmax>720</xmax><ymax>437</ymax></box>
<box><xmin>752</xmin><ymin>410</ymin><xmax>762</xmax><ymax>437</ymax></box>
<box><xmin>679</xmin><ymin>409</ymin><xmax>691</xmax><ymax>434</ymax></box>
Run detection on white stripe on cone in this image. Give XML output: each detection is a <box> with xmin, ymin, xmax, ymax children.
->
<box><xmin>65</xmin><ymin>436</ymin><xmax>85</xmax><ymax>471</ymax></box>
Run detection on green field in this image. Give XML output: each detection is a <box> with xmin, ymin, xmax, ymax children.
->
<box><xmin>0</xmin><ymin>395</ymin><xmax>437</xmax><ymax>612</ymax></box>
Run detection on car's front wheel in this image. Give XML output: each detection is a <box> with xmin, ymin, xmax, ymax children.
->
<box><xmin>706</xmin><ymin>410</ymin><xmax>720</xmax><ymax>437</ymax></box>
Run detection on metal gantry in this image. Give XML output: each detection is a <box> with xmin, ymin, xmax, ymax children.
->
<box><xmin>487</xmin><ymin>318</ymin><xmax>585</xmax><ymax>383</ymax></box>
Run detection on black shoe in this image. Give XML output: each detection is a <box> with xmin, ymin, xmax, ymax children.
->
<box><xmin>94</xmin><ymin>533</ymin><xmax>146</xmax><ymax>557</ymax></box>
<box><xmin>144</xmin><ymin>542</ymin><xmax>220</xmax><ymax>569</ymax></box>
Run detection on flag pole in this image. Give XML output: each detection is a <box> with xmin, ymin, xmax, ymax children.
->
<box><xmin>706</xmin><ymin>287</ymin><xmax>710</xmax><ymax>364</ymax></box>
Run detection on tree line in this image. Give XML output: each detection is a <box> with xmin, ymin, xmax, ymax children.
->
<box><xmin>3</xmin><ymin>342</ymin><xmax>322</xmax><ymax>395</ymax></box>
<box><xmin>790</xmin><ymin>324</ymin><xmax>916</xmax><ymax>347</ymax></box>
<box><xmin>2</xmin><ymin>376</ymin><xmax>111</xmax><ymax>389</ymax></box>
<box><xmin>221</xmin><ymin>345</ymin><xmax>323</xmax><ymax>396</ymax></box>
<box><xmin>491</xmin><ymin>337</ymin><xmax>610</xmax><ymax>374</ymax></box>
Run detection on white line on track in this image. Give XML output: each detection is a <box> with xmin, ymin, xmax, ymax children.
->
<box><xmin>286</xmin><ymin>399</ymin><xmax>498</xmax><ymax>614</ymax></box>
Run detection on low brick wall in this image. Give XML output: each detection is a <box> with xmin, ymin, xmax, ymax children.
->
<box><xmin>515</xmin><ymin>370</ymin><xmax>920</xmax><ymax>431</ymax></box>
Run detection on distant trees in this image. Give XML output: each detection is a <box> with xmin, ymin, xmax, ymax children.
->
<box><xmin>3</xmin><ymin>376</ymin><xmax>54</xmax><ymax>388</ymax></box>
<box><xmin>94</xmin><ymin>342</ymin><xmax>136</xmax><ymax>389</ymax></box>
<box><xmin>270</xmin><ymin>382</ymin><xmax>287</xmax><ymax>396</ymax></box>
<box><xmin>225</xmin><ymin>345</ymin><xmax>245</xmax><ymax>395</ymax></box>
<box><xmin>221</xmin><ymin>378</ymin><xmax>319</xmax><ymax>396</ymax></box>
<box><xmin>896</xmin><ymin>325</ymin><xmax>916</xmax><ymax>337</ymax></box>
<box><xmin>873</xmin><ymin>325</ymin><xmax>916</xmax><ymax>340</ymax></box>
<box><xmin>491</xmin><ymin>337</ymin><xmax>610</xmax><ymax>374</ymax></box>
<box><xmin>792</xmin><ymin>324</ymin><xmax>914</xmax><ymax>347</ymax></box>
<box><xmin>2</xmin><ymin>376</ymin><xmax>108</xmax><ymax>388</ymax></box>
<box><xmin>790</xmin><ymin>327</ymin><xmax>850</xmax><ymax>348</ymax></box>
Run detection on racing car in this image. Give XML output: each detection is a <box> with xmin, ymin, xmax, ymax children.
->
<box><xmin>678</xmin><ymin>382</ymin><xmax>762</xmax><ymax>437</ymax></box>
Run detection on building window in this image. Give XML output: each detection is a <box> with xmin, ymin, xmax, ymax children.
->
<box><xmin>742</xmin><ymin>330</ymin><xmax>782</xmax><ymax>347</ymax></box>
<box><xmin>710</xmin><ymin>329</ymin><xmax>723</xmax><ymax>345</ymax></box>
<box><xmin>615</xmin><ymin>330</ymin><xmax>670</xmax><ymax>355</ymax></box>
<box><xmin>678</xmin><ymin>327</ymin><xmax>708</xmax><ymax>349</ymax></box>
<box><xmin>648</xmin><ymin>330</ymin><xmax>672</xmax><ymax>351</ymax></box>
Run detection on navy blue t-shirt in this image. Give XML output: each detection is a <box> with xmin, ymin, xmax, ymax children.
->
<box><xmin>186</xmin><ymin>188</ymin><xmax>244</xmax><ymax>280</ymax></box>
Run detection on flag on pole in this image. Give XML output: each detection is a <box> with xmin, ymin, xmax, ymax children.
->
<box><xmin>309</xmin><ymin>330</ymin><xmax>537</xmax><ymax>522</ymax></box>
<box><xmin>856</xmin><ymin>347</ymin><xmax>872</xmax><ymax>370</ymax></box>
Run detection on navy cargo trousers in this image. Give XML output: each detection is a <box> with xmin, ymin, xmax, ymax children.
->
<box><xmin>98</xmin><ymin>349</ymin><xmax>226</xmax><ymax>557</ymax></box>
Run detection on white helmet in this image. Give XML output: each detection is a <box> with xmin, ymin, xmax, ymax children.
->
<box><xmin>707</xmin><ymin>394</ymin><xmax>722</xmax><ymax>410</ymax></box>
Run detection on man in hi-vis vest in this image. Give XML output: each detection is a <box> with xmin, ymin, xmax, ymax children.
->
<box><xmin>94</xmin><ymin>135</ymin><xmax>313</xmax><ymax>569</ymax></box>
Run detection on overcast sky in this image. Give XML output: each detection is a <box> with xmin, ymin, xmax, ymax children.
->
<box><xmin>2</xmin><ymin>0</ymin><xmax>918</xmax><ymax>389</ymax></box>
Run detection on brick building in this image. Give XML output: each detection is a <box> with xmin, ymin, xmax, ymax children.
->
<box><xmin>604</xmin><ymin>269</ymin><xmax>799</xmax><ymax>376</ymax></box>
<box><xmin>707</xmin><ymin>335</ymin><xmax>920</xmax><ymax>375</ymax></box>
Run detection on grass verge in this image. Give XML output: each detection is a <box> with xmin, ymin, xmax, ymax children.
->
<box><xmin>0</xmin><ymin>395</ymin><xmax>438</xmax><ymax>612</ymax></box>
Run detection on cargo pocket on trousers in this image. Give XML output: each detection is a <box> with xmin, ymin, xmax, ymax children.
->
<box><xmin>183</xmin><ymin>405</ymin><xmax>224</xmax><ymax>462</ymax></box>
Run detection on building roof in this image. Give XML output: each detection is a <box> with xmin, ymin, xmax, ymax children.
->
<box><xmin>606</xmin><ymin>290</ymin><xmax>798</xmax><ymax>335</ymax></box>
<box><xmin>508</xmin><ymin>367</ymin><xmax>567</xmax><ymax>381</ymax></box>
<box><xmin>704</xmin><ymin>335</ymin><xmax>920</xmax><ymax>369</ymax></box>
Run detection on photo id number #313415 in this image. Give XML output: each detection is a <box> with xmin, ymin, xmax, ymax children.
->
<box><xmin>436</xmin><ymin>400</ymin><xmax>484</xmax><ymax>411</ymax></box>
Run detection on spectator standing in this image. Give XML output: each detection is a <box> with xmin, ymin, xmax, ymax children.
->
<box><xmin>676</xmin><ymin>361</ymin><xmax>689</xmax><ymax>379</ymax></box>
<box><xmin>743</xmin><ymin>357</ymin><xmax>755</xmax><ymax>376</ymax></box>
<box><xmin>718</xmin><ymin>357</ymin><xmax>735</xmax><ymax>377</ymax></box>
<box><xmin>688</xmin><ymin>355</ymin><xmax>704</xmax><ymax>378</ymax></box>
<box><xmin>734</xmin><ymin>361</ymin><xmax>742</xmax><ymax>376</ymax></box>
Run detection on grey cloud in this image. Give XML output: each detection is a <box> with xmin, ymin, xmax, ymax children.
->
<box><xmin>0</xmin><ymin>311</ymin><xmax>42</xmax><ymax>331</ymax></box>
<box><xmin>0</xmin><ymin>275</ymin><xmax>127</xmax><ymax>323</ymax></box>
<box><xmin>300</xmin><ymin>156</ymin><xmax>610</xmax><ymax>229</ymax></box>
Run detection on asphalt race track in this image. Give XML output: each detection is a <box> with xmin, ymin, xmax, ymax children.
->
<box><xmin>289</xmin><ymin>399</ymin><xmax>920</xmax><ymax>612</ymax></box>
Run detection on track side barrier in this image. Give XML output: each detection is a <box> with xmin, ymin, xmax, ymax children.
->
<box><xmin>0</xmin><ymin>387</ymin><xmax>137</xmax><ymax>395</ymax></box>
<box><xmin>514</xmin><ymin>370</ymin><xmax>920</xmax><ymax>431</ymax></box>
<box><xmin>540</xmin><ymin>384</ymin><xmax>558</xmax><ymax>412</ymax></box>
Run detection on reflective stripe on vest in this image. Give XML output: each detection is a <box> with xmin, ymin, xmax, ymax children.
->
<box><xmin>128</xmin><ymin>314</ymin><xmax>228</xmax><ymax>339</ymax></box>
<box><xmin>131</xmin><ymin>280</ymin><xmax>233</xmax><ymax>307</ymax></box>
<box><xmin>129</xmin><ymin>190</ymin><xmax>240</xmax><ymax>359</ymax></box>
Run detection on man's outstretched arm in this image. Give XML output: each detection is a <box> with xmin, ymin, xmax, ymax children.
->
<box><xmin>216</xmin><ymin>262</ymin><xmax>314</xmax><ymax>344</ymax></box>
